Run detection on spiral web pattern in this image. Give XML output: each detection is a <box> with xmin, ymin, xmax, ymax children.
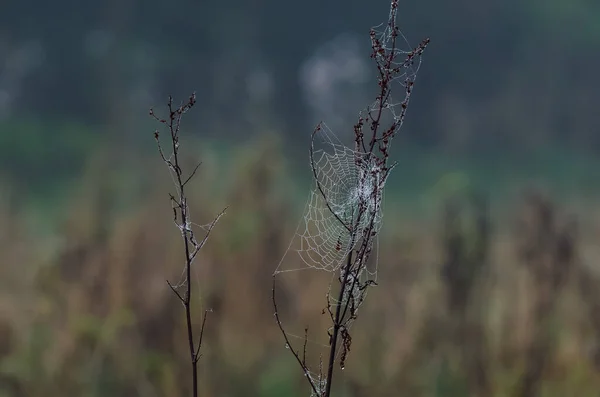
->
<box><xmin>275</xmin><ymin>124</ymin><xmax>387</xmax><ymax>277</ymax></box>
<box><xmin>275</xmin><ymin>1</ymin><xmax>425</xmax><ymax>280</ymax></box>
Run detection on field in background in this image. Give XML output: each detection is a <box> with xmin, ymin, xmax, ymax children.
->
<box><xmin>2</xmin><ymin>137</ymin><xmax>600</xmax><ymax>397</ymax></box>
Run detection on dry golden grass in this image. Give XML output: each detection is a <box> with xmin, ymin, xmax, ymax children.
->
<box><xmin>2</xmin><ymin>140</ymin><xmax>600</xmax><ymax>397</ymax></box>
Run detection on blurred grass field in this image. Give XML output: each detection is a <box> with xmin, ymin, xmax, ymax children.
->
<box><xmin>2</xmin><ymin>0</ymin><xmax>600</xmax><ymax>395</ymax></box>
<box><xmin>2</xmin><ymin>134</ymin><xmax>600</xmax><ymax>396</ymax></box>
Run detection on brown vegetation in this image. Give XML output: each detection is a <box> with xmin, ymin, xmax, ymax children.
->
<box><xmin>2</xmin><ymin>141</ymin><xmax>600</xmax><ymax>396</ymax></box>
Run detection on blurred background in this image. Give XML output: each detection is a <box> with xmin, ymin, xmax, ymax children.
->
<box><xmin>1</xmin><ymin>0</ymin><xmax>600</xmax><ymax>396</ymax></box>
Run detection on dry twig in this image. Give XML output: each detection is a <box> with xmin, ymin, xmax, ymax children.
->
<box><xmin>150</xmin><ymin>94</ymin><xmax>226</xmax><ymax>397</ymax></box>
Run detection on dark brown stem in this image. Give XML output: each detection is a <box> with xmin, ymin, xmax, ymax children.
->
<box><xmin>272</xmin><ymin>277</ymin><xmax>321</xmax><ymax>396</ymax></box>
<box><xmin>167</xmin><ymin>97</ymin><xmax>199</xmax><ymax>397</ymax></box>
<box><xmin>273</xmin><ymin>2</ymin><xmax>428</xmax><ymax>395</ymax></box>
<box><xmin>324</xmin><ymin>250</ymin><xmax>353</xmax><ymax>397</ymax></box>
<box><xmin>151</xmin><ymin>94</ymin><xmax>224</xmax><ymax>397</ymax></box>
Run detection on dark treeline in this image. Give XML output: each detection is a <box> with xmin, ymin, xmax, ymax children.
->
<box><xmin>1</xmin><ymin>0</ymin><xmax>598</xmax><ymax>147</ymax></box>
<box><xmin>1</xmin><ymin>0</ymin><xmax>600</xmax><ymax>200</ymax></box>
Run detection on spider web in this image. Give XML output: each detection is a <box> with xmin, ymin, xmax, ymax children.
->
<box><xmin>359</xmin><ymin>2</ymin><xmax>425</xmax><ymax>152</ymax></box>
<box><xmin>274</xmin><ymin>1</ymin><xmax>424</xmax><ymax>280</ymax></box>
<box><xmin>275</xmin><ymin>124</ymin><xmax>387</xmax><ymax>278</ymax></box>
<box><xmin>273</xmin><ymin>3</ymin><xmax>427</xmax><ymax>391</ymax></box>
<box><xmin>273</xmin><ymin>122</ymin><xmax>388</xmax><ymax>389</ymax></box>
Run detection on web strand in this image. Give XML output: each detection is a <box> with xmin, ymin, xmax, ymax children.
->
<box><xmin>275</xmin><ymin>123</ymin><xmax>386</xmax><ymax>277</ymax></box>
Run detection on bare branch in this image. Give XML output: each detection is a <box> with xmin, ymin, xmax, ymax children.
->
<box><xmin>183</xmin><ymin>161</ymin><xmax>203</xmax><ymax>188</ymax></box>
<box><xmin>303</xmin><ymin>327</ymin><xmax>309</xmax><ymax>367</ymax></box>
<box><xmin>166</xmin><ymin>280</ymin><xmax>185</xmax><ymax>303</ymax></box>
<box><xmin>273</xmin><ymin>2</ymin><xmax>428</xmax><ymax>396</ymax></box>
<box><xmin>194</xmin><ymin>309</ymin><xmax>211</xmax><ymax>362</ymax></box>
<box><xmin>272</xmin><ymin>276</ymin><xmax>320</xmax><ymax>396</ymax></box>
<box><xmin>151</xmin><ymin>93</ymin><xmax>223</xmax><ymax>397</ymax></box>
